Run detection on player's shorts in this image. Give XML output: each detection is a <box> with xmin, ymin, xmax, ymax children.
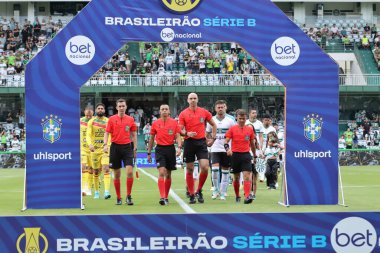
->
<box><xmin>183</xmin><ymin>138</ymin><xmax>208</xmax><ymax>163</ymax></box>
<box><xmin>155</xmin><ymin>144</ymin><xmax>176</xmax><ymax>170</ymax></box>
<box><xmin>230</xmin><ymin>152</ymin><xmax>252</xmax><ymax>174</ymax></box>
<box><xmin>81</xmin><ymin>150</ymin><xmax>92</xmax><ymax>167</ymax></box>
<box><xmin>211</xmin><ymin>152</ymin><xmax>230</xmax><ymax>168</ymax></box>
<box><xmin>109</xmin><ymin>143</ymin><xmax>134</xmax><ymax>169</ymax></box>
<box><xmin>90</xmin><ymin>150</ymin><xmax>109</xmax><ymax>169</ymax></box>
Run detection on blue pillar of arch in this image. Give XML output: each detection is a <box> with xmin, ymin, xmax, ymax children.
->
<box><xmin>25</xmin><ymin>0</ymin><xmax>338</xmax><ymax>209</ymax></box>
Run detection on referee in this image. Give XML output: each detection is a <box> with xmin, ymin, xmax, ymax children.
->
<box><xmin>147</xmin><ymin>104</ymin><xmax>182</xmax><ymax>205</ymax></box>
<box><xmin>104</xmin><ymin>98</ymin><xmax>137</xmax><ymax>206</ymax></box>
<box><xmin>178</xmin><ymin>93</ymin><xmax>217</xmax><ymax>204</ymax></box>
<box><xmin>224</xmin><ymin>109</ymin><xmax>256</xmax><ymax>204</ymax></box>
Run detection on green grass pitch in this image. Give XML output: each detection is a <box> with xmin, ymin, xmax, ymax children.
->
<box><xmin>0</xmin><ymin>166</ymin><xmax>379</xmax><ymax>216</ymax></box>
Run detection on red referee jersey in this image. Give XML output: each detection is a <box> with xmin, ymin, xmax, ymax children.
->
<box><xmin>225</xmin><ymin>125</ymin><xmax>255</xmax><ymax>152</ymax></box>
<box><xmin>151</xmin><ymin>118</ymin><xmax>181</xmax><ymax>145</ymax></box>
<box><xmin>106</xmin><ymin>114</ymin><xmax>136</xmax><ymax>144</ymax></box>
<box><xmin>178</xmin><ymin>107</ymin><xmax>212</xmax><ymax>139</ymax></box>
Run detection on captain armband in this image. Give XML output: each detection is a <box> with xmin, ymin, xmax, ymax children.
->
<box><xmin>224</xmin><ymin>143</ymin><xmax>230</xmax><ymax>151</ymax></box>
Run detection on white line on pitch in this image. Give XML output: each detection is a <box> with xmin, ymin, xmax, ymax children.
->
<box><xmin>343</xmin><ymin>185</ymin><xmax>380</xmax><ymax>188</ymax></box>
<box><xmin>138</xmin><ymin>168</ymin><xmax>196</xmax><ymax>214</ymax></box>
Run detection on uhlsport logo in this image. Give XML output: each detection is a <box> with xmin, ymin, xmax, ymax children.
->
<box><xmin>271</xmin><ymin>36</ymin><xmax>300</xmax><ymax>66</ymax></box>
<box><xmin>42</xmin><ymin>115</ymin><xmax>62</xmax><ymax>144</ymax></box>
<box><xmin>331</xmin><ymin>217</ymin><xmax>377</xmax><ymax>253</ymax></box>
<box><xmin>303</xmin><ymin>114</ymin><xmax>322</xmax><ymax>142</ymax></box>
<box><xmin>65</xmin><ymin>35</ymin><xmax>95</xmax><ymax>65</ymax></box>
<box><xmin>161</xmin><ymin>0</ymin><xmax>203</xmax><ymax>14</ymax></box>
<box><xmin>16</xmin><ymin>227</ymin><xmax>48</xmax><ymax>253</ymax></box>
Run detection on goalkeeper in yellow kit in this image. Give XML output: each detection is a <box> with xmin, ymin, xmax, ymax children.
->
<box><xmin>87</xmin><ymin>103</ymin><xmax>112</xmax><ymax>199</ymax></box>
<box><xmin>80</xmin><ymin>106</ymin><xmax>94</xmax><ymax>196</ymax></box>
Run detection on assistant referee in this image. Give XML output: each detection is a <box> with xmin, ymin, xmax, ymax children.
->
<box><xmin>104</xmin><ymin>98</ymin><xmax>137</xmax><ymax>206</ymax></box>
<box><xmin>147</xmin><ymin>104</ymin><xmax>182</xmax><ymax>205</ymax></box>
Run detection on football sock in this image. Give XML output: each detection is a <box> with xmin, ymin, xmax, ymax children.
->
<box><xmin>186</xmin><ymin>172</ymin><xmax>195</xmax><ymax>195</ymax></box>
<box><xmin>81</xmin><ymin>169</ymin><xmax>88</xmax><ymax>191</ymax></box>
<box><xmin>220</xmin><ymin>169</ymin><xmax>230</xmax><ymax>196</ymax></box>
<box><xmin>94</xmin><ymin>173</ymin><xmax>99</xmax><ymax>192</ymax></box>
<box><xmin>87</xmin><ymin>171</ymin><xmax>93</xmax><ymax>191</ymax></box>
<box><xmin>196</xmin><ymin>171</ymin><xmax>208</xmax><ymax>193</ymax></box>
<box><xmin>114</xmin><ymin>179</ymin><xmax>121</xmax><ymax>199</ymax></box>
<box><xmin>211</xmin><ymin>167</ymin><xmax>220</xmax><ymax>192</ymax></box>
<box><xmin>158</xmin><ymin>178</ymin><xmax>165</xmax><ymax>198</ymax></box>
<box><xmin>126</xmin><ymin>177</ymin><xmax>134</xmax><ymax>196</ymax></box>
<box><xmin>233</xmin><ymin>180</ymin><xmax>240</xmax><ymax>197</ymax></box>
<box><xmin>103</xmin><ymin>172</ymin><xmax>111</xmax><ymax>193</ymax></box>
<box><xmin>164</xmin><ymin>178</ymin><xmax>172</xmax><ymax>198</ymax></box>
<box><xmin>244</xmin><ymin>180</ymin><xmax>251</xmax><ymax>198</ymax></box>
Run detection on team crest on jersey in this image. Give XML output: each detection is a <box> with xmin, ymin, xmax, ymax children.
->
<box><xmin>200</xmin><ymin>117</ymin><xmax>204</xmax><ymax>123</ymax></box>
<box><xmin>41</xmin><ymin>115</ymin><xmax>62</xmax><ymax>144</ymax></box>
<box><xmin>168</xmin><ymin>129</ymin><xmax>174</xmax><ymax>135</ymax></box>
<box><xmin>303</xmin><ymin>114</ymin><xmax>323</xmax><ymax>142</ymax></box>
<box><xmin>160</xmin><ymin>0</ymin><xmax>203</xmax><ymax>14</ymax></box>
<box><xmin>125</xmin><ymin>125</ymin><xmax>130</xmax><ymax>132</ymax></box>
<box><xmin>245</xmin><ymin>134</ymin><xmax>250</xmax><ymax>141</ymax></box>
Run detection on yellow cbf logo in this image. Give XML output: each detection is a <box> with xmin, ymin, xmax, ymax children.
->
<box><xmin>16</xmin><ymin>228</ymin><xmax>48</xmax><ymax>253</ymax></box>
<box><xmin>161</xmin><ymin>0</ymin><xmax>203</xmax><ymax>14</ymax></box>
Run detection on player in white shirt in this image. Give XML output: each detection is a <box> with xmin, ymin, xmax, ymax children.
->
<box><xmin>261</xmin><ymin>114</ymin><xmax>277</xmax><ymax>151</ymax></box>
<box><xmin>245</xmin><ymin>109</ymin><xmax>264</xmax><ymax>198</ymax></box>
<box><xmin>206</xmin><ymin>100</ymin><xmax>236</xmax><ymax>200</ymax></box>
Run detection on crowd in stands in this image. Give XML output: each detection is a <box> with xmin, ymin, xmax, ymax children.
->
<box><xmin>0</xmin><ymin>16</ymin><xmax>64</xmax><ymax>84</ymax></box>
<box><xmin>0</xmin><ymin>110</ymin><xmax>25</xmax><ymax>152</ymax></box>
<box><xmin>340</xmin><ymin>109</ymin><xmax>380</xmax><ymax>149</ymax></box>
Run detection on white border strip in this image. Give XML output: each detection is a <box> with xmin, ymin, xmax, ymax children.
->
<box><xmin>138</xmin><ymin>168</ymin><xmax>196</xmax><ymax>214</ymax></box>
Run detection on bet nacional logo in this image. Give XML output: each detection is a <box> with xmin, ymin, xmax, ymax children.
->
<box><xmin>161</xmin><ymin>0</ymin><xmax>203</xmax><ymax>14</ymax></box>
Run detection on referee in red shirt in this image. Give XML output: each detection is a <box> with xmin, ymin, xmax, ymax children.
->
<box><xmin>147</xmin><ymin>104</ymin><xmax>182</xmax><ymax>205</ymax></box>
<box><xmin>104</xmin><ymin>98</ymin><xmax>137</xmax><ymax>206</ymax></box>
<box><xmin>178</xmin><ymin>93</ymin><xmax>217</xmax><ymax>204</ymax></box>
<box><xmin>225</xmin><ymin>109</ymin><xmax>256</xmax><ymax>204</ymax></box>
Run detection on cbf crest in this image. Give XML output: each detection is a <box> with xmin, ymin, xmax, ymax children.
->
<box><xmin>16</xmin><ymin>227</ymin><xmax>48</xmax><ymax>253</ymax></box>
<box><xmin>41</xmin><ymin>115</ymin><xmax>62</xmax><ymax>144</ymax></box>
<box><xmin>303</xmin><ymin>114</ymin><xmax>323</xmax><ymax>142</ymax></box>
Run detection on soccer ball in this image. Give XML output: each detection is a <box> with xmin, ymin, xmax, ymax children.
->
<box><xmin>175</xmin><ymin>0</ymin><xmax>187</xmax><ymax>6</ymax></box>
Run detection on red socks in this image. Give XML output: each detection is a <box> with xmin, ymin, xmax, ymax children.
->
<box><xmin>186</xmin><ymin>172</ymin><xmax>194</xmax><ymax>195</ymax></box>
<box><xmin>114</xmin><ymin>179</ymin><xmax>121</xmax><ymax>199</ymax></box>
<box><xmin>233</xmin><ymin>180</ymin><xmax>240</xmax><ymax>197</ymax></box>
<box><xmin>244</xmin><ymin>181</ymin><xmax>251</xmax><ymax>198</ymax></box>
<box><xmin>196</xmin><ymin>172</ymin><xmax>208</xmax><ymax>193</ymax></box>
<box><xmin>126</xmin><ymin>177</ymin><xmax>134</xmax><ymax>196</ymax></box>
<box><xmin>158</xmin><ymin>178</ymin><xmax>165</xmax><ymax>198</ymax></box>
<box><xmin>164</xmin><ymin>178</ymin><xmax>171</xmax><ymax>198</ymax></box>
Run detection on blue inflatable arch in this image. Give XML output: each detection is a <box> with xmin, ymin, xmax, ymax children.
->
<box><xmin>25</xmin><ymin>0</ymin><xmax>338</xmax><ymax>209</ymax></box>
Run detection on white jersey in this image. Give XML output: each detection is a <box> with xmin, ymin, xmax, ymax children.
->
<box><xmin>245</xmin><ymin>119</ymin><xmax>263</xmax><ymax>148</ymax></box>
<box><xmin>262</xmin><ymin>125</ymin><xmax>276</xmax><ymax>150</ymax></box>
<box><xmin>264</xmin><ymin>146</ymin><xmax>281</xmax><ymax>161</ymax></box>
<box><xmin>277</xmin><ymin>130</ymin><xmax>284</xmax><ymax>146</ymax></box>
<box><xmin>206</xmin><ymin>115</ymin><xmax>236</xmax><ymax>152</ymax></box>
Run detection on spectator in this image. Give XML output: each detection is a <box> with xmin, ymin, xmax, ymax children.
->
<box><xmin>371</xmin><ymin>24</ymin><xmax>377</xmax><ymax>39</ymax></box>
<box><xmin>330</xmin><ymin>24</ymin><xmax>340</xmax><ymax>38</ymax></box>
<box><xmin>361</xmin><ymin>35</ymin><xmax>370</xmax><ymax>49</ymax></box>
<box><xmin>338</xmin><ymin>135</ymin><xmax>346</xmax><ymax>149</ymax></box>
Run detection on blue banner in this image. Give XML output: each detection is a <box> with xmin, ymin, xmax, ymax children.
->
<box><xmin>25</xmin><ymin>0</ymin><xmax>338</xmax><ymax>208</ymax></box>
<box><xmin>2</xmin><ymin>212</ymin><xmax>379</xmax><ymax>253</ymax></box>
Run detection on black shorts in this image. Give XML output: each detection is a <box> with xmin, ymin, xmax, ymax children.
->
<box><xmin>109</xmin><ymin>143</ymin><xmax>134</xmax><ymax>169</ymax></box>
<box><xmin>183</xmin><ymin>138</ymin><xmax>208</xmax><ymax>163</ymax></box>
<box><xmin>155</xmin><ymin>145</ymin><xmax>176</xmax><ymax>170</ymax></box>
<box><xmin>211</xmin><ymin>152</ymin><xmax>231</xmax><ymax>168</ymax></box>
<box><xmin>230</xmin><ymin>152</ymin><xmax>252</xmax><ymax>174</ymax></box>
